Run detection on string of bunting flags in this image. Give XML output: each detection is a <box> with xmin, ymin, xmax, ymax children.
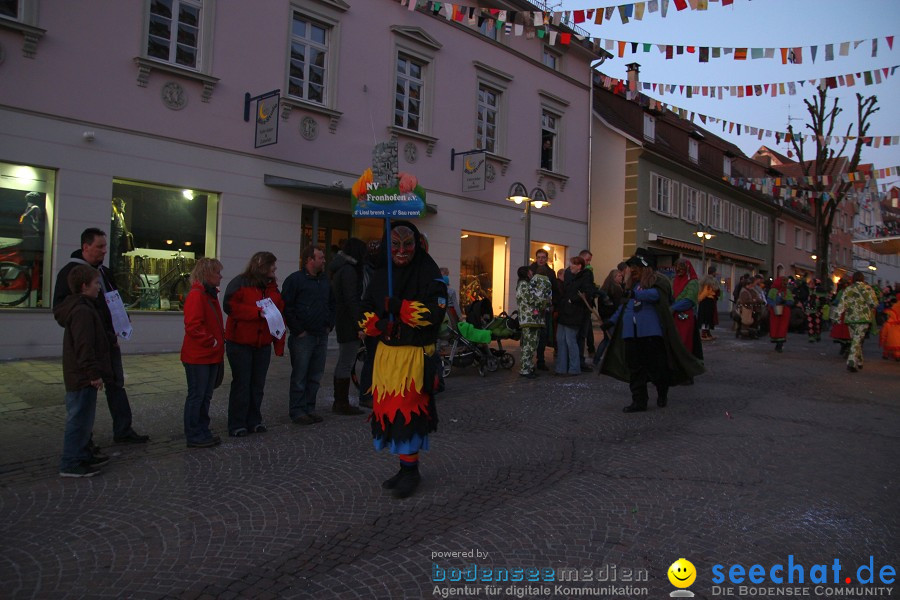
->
<box><xmin>595</xmin><ymin>73</ymin><xmax>900</xmax><ymax>147</ymax></box>
<box><xmin>725</xmin><ymin>167</ymin><xmax>900</xmax><ymax>206</ymax></box>
<box><xmin>631</xmin><ymin>66</ymin><xmax>897</xmax><ymax>100</ymax></box>
<box><xmin>396</xmin><ymin>0</ymin><xmax>896</xmax><ymax>65</ymax></box>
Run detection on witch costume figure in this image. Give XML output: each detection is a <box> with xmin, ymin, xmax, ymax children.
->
<box><xmin>360</xmin><ymin>221</ymin><xmax>447</xmax><ymax>499</ymax></box>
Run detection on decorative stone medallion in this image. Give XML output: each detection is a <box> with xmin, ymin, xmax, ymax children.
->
<box><xmin>485</xmin><ymin>163</ymin><xmax>496</xmax><ymax>183</ymax></box>
<box><xmin>404</xmin><ymin>142</ymin><xmax>418</xmax><ymax>163</ymax></box>
<box><xmin>161</xmin><ymin>81</ymin><xmax>187</xmax><ymax>110</ymax></box>
<box><xmin>546</xmin><ymin>180</ymin><xmax>557</xmax><ymax>199</ymax></box>
<box><xmin>300</xmin><ymin>116</ymin><xmax>318</xmax><ymax>141</ymax></box>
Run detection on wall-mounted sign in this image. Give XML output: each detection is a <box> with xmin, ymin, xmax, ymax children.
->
<box><xmin>255</xmin><ymin>92</ymin><xmax>279</xmax><ymax>148</ymax></box>
<box><xmin>462</xmin><ymin>152</ymin><xmax>486</xmax><ymax>192</ymax></box>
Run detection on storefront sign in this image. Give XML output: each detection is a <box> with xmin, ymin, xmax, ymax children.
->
<box><xmin>462</xmin><ymin>152</ymin><xmax>486</xmax><ymax>192</ymax></box>
<box><xmin>254</xmin><ymin>93</ymin><xmax>279</xmax><ymax>148</ymax></box>
<box><xmin>351</xmin><ymin>169</ymin><xmax>427</xmax><ymax>218</ymax></box>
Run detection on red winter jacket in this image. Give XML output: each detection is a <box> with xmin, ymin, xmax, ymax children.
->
<box><xmin>180</xmin><ymin>282</ymin><xmax>225</xmax><ymax>365</ymax></box>
<box><xmin>223</xmin><ymin>276</ymin><xmax>286</xmax><ymax>355</ymax></box>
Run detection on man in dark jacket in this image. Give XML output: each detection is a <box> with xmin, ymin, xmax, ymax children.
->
<box><xmin>53</xmin><ymin>228</ymin><xmax>149</xmax><ymax>446</ymax></box>
<box><xmin>282</xmin><ymin>245</ymin><xmax>335</xmax><ymax>424</ymax></box>
<box><xmin>327</xmin><ymin>238</ymin><xmax>367</xmax><ymax>416</ymax></box>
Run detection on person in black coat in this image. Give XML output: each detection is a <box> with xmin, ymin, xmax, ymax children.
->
<box><xmin>555</xmin><ymin>256</ymin><xmax>594</xmax><ymax>376</ymax></box>
<box><xmin>327</xmin><ymin>237</ymin><xmax>368</xmax><ymax>416</ymax></box>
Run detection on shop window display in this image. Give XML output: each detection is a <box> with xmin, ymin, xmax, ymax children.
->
<box><xmin>0</xmin><ymin>162</ymin><xmax>55</xmax><ymax>308</ymax></box>
<box><xmin>110</xmin><ymin>179</ymin><xmax>218</xmax><ymax>311</ymax></box>
<box><xmin>460</xmin><ymin>231</ymin><xmax>508</xmax><ymax>323</ymax></box>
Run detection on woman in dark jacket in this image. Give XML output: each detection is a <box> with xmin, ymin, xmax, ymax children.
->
<box><xmin>180</xmin><ymin>258</ymin><xmax>225</xmax><ymax>448</ymax></box>
<box><xmin>555</xmin><ymin>256</ymin><xmax>593</xmax><ymax>376</ymax></box>
<box><xmin>223</xmin><ymin>251</ymin><xmax>285</xmax><ymax>437</ymax></box>
<box><xmin>327</xmin><ymin>237</ymin><xmax>368</xmax><ymax>415</ymax></box>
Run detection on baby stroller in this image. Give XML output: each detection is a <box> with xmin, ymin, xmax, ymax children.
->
<box><xmin>482</xmin><ymin>310</ymin><xmax>519</xmax><ymax>370</ymax></box>
<box><xmin>440</xmin><ymin>321</ymin><xmax>498</xmax><ymax>377</ymax></box>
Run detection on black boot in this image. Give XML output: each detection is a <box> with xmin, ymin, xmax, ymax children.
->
<box><xmin>775</xmin><ymin>341</ymin><xmax>784</xmax><ymax>353</ymax></box>
<box><xmin>391</xmin><ymin>464</ymin><xmax>421</xmax><ymax>499</ymax></box>
<box><xmin>623</xmin><ymin>401</ymin><xmax>647</xmax><ymax>413</ymax></box>
<box><xmin>656</xmin><ymin>387</ymin><xmax>668</xmax><ymax>408</ymax></box>
<box><xmin>382</xmin><ymin>466</ymin><xmax>404</xmax><ymax>489</ymax></box>
<box><xmin>332</xmin><ymin>377</ymin><xmax>363</xmax><ymax>415</ymax></box>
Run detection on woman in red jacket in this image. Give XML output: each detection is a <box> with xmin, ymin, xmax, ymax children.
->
<box><xmin>223</xmin><ymin>252</ymin><xmax>286</xmax><ymax>437</ymax></box>
<box><xmin>181</xmin><ymin>258</ymin><xmax>225</xmax><ymax>448</ymax></box>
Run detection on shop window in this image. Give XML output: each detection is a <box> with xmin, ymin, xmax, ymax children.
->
<box><xmin>0</xmin><ymin>161</ymin><xmax>55</xmax><ymax>308</ymax></box>
<box><xmin>109</xmin><ymin>179</ymin><xmax>218</xmax><ymax>311</ymax></box>
<box><xmin>460</xmin><ymin>231</ymin><xmax>508</xmax><ymax>321</ymax></box>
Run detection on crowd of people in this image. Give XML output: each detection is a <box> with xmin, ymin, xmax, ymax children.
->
<box><xmin>51</xmin><ymin>225</ymin><xmax>897</xmax><ymax>496</ymax></box>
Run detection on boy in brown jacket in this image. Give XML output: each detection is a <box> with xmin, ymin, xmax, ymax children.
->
<box><xmin>53</xmin><ymin>265</ymin><xmax>114</xmax><ymax>477</ymax></box>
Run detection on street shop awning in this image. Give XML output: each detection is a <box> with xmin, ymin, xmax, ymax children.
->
<box><xmin>852</xmin><ymin>236</ymin><xmax>900</xmax><ymax>255</ymax></box>
<box><xmin>656</xmin><ymin>236</ymin><xmax>763</xmax><ymax>265</ymax></box>
<box><xmin>264</xmin><ymin>174</ymin><xmax>437</xmax><ymax>214</ymax></box>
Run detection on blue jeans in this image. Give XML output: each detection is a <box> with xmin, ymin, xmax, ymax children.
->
<box><xmin>288</xmin><ymin>333</ymin><xmax>328</xmax><ymax>419</ymax></box>
<box><xmin>60</xmin><ymin>386</ymin><xmax>98</xmax><ymax>471</ymax></box>
<box><xmin>555</xmin><ymin>323</ymin><xmax>580</xmax><ymax>374</ymax></box>
<box><xmin>226</xmin><ymin>342</ymin><xmax>271</xmax><ymax>433</ymax></box>
<box><xmin>183</xmin><ymin>363</ymin><xmax>218</xmax><ymax>443</ymax></box>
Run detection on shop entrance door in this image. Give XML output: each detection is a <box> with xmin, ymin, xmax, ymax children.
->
<box><xmin>301</xmin><ymin>208</ymin><xmax>352</xmax><ymax>263</ymax></box>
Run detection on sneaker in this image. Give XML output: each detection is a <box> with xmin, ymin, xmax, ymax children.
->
<box><xmin>519</xmin><ymin>371</ymin><xmax>538</xmax><ymax>380</ymax></box>
<box><xmin>84</xmin><ymin>455</ymin><xmax>110</xmax><ymax>467</ymax></box>
<box><xmin>229</xmin><ymin>428</ymin><xmax>249</xmax><ymax>437</ymax></box>
<box><xmin>60</xmin><ymin>464</ymin><xmax>101</xmax><ymax>478</ymax></box>
<box><xmin>252</xmin><ymin>424</ymin><xmax>268</xmax><ymax>434</ymax></box>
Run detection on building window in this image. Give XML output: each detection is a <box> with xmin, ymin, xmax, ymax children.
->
<box><xmin>476</xmin><ymin>84</ymin><xmax>499</xmax><ymax>154</ymax></box>
<box><xmin>805</xmin><ymin>230</ymin><xmax>814</xmax><ymax>252</ymax></box>
<box><xmin>146</xmin><ymin>0</ymin><xmax>203</xmax><ymax>69</ymax></box>
<box><xmin>541</xmin><ymin>110</ymin><xmax>558</xmax><ymax>171</ymax></box>
<box><xmin>751</xmin><ymin>212</ymin><xmax>768</xmax><ymax>244</ymax></box>
<box><xmin>643</xmin><ymin>113</ymin><xmax>655</xmax><ymax>142</ymax></box>
<box><xmin>689</xmin><ymin>139</ymin><xmax>699</xmax><ymax>164</ymax></box>
<box><xmin>680</xmin><ymin>185</ymin><xmax>702</xmax><ymax>224</ymax></box>
<box><xmin>794</xmin><ymin>227</ymin><xmax>803</xmax><ymax>249</ymax></box>
<box><xmin>0</xmin><ymin>0</ymin><xmax>19</xmax><ymax>18</ymax></box>
<box><xmin>775</xmin><ymin>219</ymin><xmax>786</xmax><ymax>244</ymax></box>
<box><xmin>708</xmin><ymin>195</ymin><xmax>724</xmax><ymax>230</ymax></box>
<box><xmin>395</xmin><ymin>54</ymin><xmax>425</xmax><ymax>131</ymax></box>
<box><xmin>731</xmin><ymin>206</ymin><xmax>748</xmax><ymax>238</ymax></box>
<box><xmin>478</xmin><ymin>18</ymin><xmax>498</xmax><ymax>41</ymax></box>
<box><xmin>109</xmin><ymin>179</ymin><xmax>219</xmax><ymax>312</ymax></box>
<box><xmin>460</xmin><ymin>231</ymin><xmax>509</xmax><ymax>321</ymax></box>
<box><xmin>288</xmin><ymin>12</ymin><xmax>329</xmax><ymax>105</ymax></box>
<box><xmin>0</xmin><ymin>161</ymin><xmax>55</xmax><ymax>309</ymax></box>
<box><xmin>650</xmin><ymin>173</ymin><xmax>677</xmax><ymax>217</ymax></box>
<box><xmin>542</xmin><ymin>47</ymin><xmax>560</xmax><ymax>70</ymax></box>
<box><xmin>723</xmin><ymin>156</ymin><xmax>732</xmax><ymax>177</ymax></box>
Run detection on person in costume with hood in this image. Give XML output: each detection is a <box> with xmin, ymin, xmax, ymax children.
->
<box><xmin>671</xmin><ymin>258</ymin><xmax>703</xmax><ymax>363</ymax></box>
<box><xmin>359</xmin><ymin>221</ymin><xmax>447</xmax><ymax>499</ymax></box>
<box><xmin>766</xmin><ymin>276</ymin><xmax>794</xmax><ymax>353</ymax></box>
<box><xmin>599</xmin><ymin>250</ymin><xmax>704</xmax><ymax>413</ymax></box>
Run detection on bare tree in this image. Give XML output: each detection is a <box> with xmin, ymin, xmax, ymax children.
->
<box><xmin>786</xmin><ymin>87</ymin><xmax>878</xmax><ymax>280</ymax></box>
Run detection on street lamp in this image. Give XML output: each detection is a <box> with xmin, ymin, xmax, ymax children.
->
<box><xmin>695</xmin><ymin>223</ymin><xmax>714</xmax><ymax>269</ymax></box>
<box><xmin>506</xmin><ymin>182</ymin><xmax>550</xmax><ymax>265</ymax></box>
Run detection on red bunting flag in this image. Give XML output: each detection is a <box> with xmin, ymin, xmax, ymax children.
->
<box><xmin>573</xmin><ymin>10</ymin><xmax>585</xmax><ymax>23</ymax></box>
<box><xmin>560</xmin><ymin>32</ymin><xmax>571</xmax><ymax>45</ymax></box>
<box><xmin>734</xmin><ymin>48</ymin><xmax>747</xmax><ymax>60</ymax></box>
<box><xmin>673</xmin><ymin>0</ymin><xmax>688</xmax><ymax>10</ymax></box>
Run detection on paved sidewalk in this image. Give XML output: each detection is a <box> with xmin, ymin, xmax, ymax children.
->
<box><xmin>0</xmin><ymin>332</ymin><xmax>898</xmax><ymax>599</ymax></box>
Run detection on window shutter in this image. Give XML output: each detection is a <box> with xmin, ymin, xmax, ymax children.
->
<box><xmin>650</xmin><ymin>174</ymin><xmax>659</xmax><ymax>212</ymax></box>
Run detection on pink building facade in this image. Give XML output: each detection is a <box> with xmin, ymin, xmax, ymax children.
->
<box><xmin>0</xmin><ymin>0</ymin><xmax>601</xmax><ymax>358</ymax></box>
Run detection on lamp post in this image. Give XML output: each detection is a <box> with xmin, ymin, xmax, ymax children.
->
<box><xmin>695</xmin><ymin>224</ymin><xmax>713</xmax><ymax>270</ymax></box>
<box><xmin>506</xmin><ymin>182</ymin><xmax>550</xmax><ymax>266</ymax></box>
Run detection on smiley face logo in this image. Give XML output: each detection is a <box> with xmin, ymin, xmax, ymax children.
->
<box><xmin>668</xmin><ymin>558</ymin><xmax>697</xmax><ymax>588</ymax></box>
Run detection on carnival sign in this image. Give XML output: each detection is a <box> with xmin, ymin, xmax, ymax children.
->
<box><xmin>351</xmin><ymin>169</ymin><xmax>426</xmax><ymax>218</ymax></box>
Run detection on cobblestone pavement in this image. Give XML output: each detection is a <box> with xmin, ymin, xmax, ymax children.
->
<box><xmin>0</xmin><ymin>330</ymin><xmax>897</xmax><ymax>600</ymax></box>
